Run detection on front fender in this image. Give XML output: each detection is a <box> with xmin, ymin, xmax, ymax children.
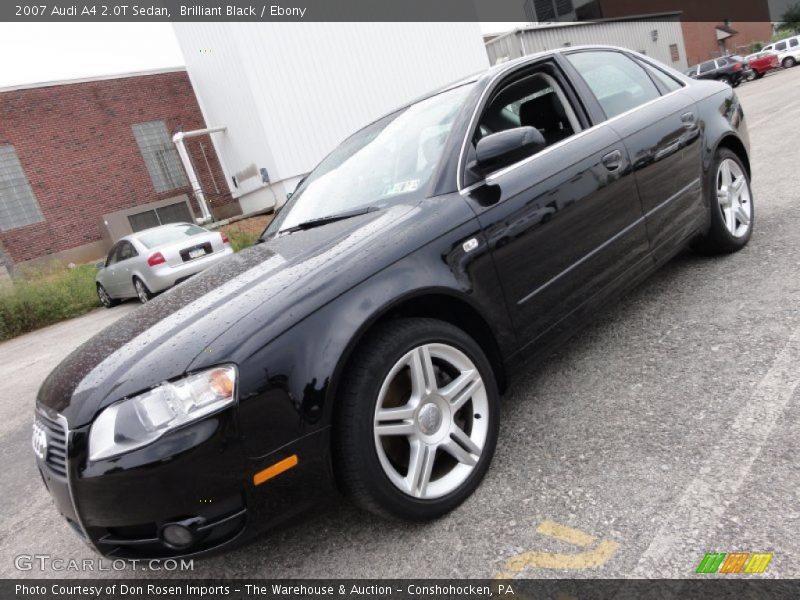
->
<box><xmin>189</xmin><ymin>210</ymin><xmax>516</xmax><ymax>463</ymax></box>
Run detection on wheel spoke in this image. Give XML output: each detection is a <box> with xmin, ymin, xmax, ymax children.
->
<box><xmin>735</xmin><ymin>204</ymin><xmax>750</xmax><ymax>226</ymax></box>
<box><xmin>409</xmin><ymin>346</ymin><xmax>437</xmax><ymax>396</ymax></box>
<box><xmin>441</xmin><ymin>438</ymin><xmax>478</xmax><ymax>467</ymax></box>
<box><xmin>726</xmin><ymin>205</ymin><xmax>737</xmax><ymax>233</ymax></box>
<box><xmin>451</xmin><ymin>425</ymin><xmax>482</xmax><ymax>457</ymax></box>
<box><xmin>375</xmin><ymin>405</ymin><xmax>416</xmax><ymax>436</ymax></box>
<box><xmin>439</xmin><ymin>369</ymin><xmax>482</xmax><ymax>411</ymax></box>
<box><xmin>406</xmin><ymin>441</ymin><xmax>436</xmax><ymax>497</ymax></box>
<box><xmin>730</xmin><ymin>175</ymin><xmax>744</xmax><ymax>197</ymax></box>
<box><xmin>719</xmin><ymin>161</ymin><xmax>732</xmax><ymax>188</ymax></box>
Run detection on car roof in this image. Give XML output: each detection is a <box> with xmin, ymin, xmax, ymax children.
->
<box><xmin>404</xmin><ymin>44</ymin><xmax>665</xmax><ymax>109</ymax></box>
<box><xmin>118</xmin><ymin>222</ymin><xmax>199</xmax><ymax>245</ymax></box>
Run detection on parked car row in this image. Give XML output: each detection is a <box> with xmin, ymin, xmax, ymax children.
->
<box><xmin>684</xmin><ymin>33</ymin><xmax>800</xmax><ymax>87</ymax></box>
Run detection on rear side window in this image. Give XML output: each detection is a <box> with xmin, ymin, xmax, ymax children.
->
<box><xmin>776</xmin><ymin>41</ymin><xmax>787</xmax><ymax>51</ymax></box>
<box><xmin>699</xmin><ymin>61</ymin><xmax>716</xmax><ymax>73</ymax></box>
<box><xmin>566</xmin><ymin>51</ymin><xmax>660</xmax><ymax>119</ymax></box>
<box><xmin>637</xmin><ymin>60</ymin><xmax>683</xmax><ymax>92</ymax></box>
<box><xmin>791</xmin><ymin>38</ymin><xmax>799</xmax><ymax>48</ymax></box>
<box><xmin>117</xmin><ymin>241</ymin><xmax>138</xmax><ymax>261</ymax></box>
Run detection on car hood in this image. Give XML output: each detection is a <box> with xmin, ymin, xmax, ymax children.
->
<box><xmin>37</xmin><ymin>202</ymin><xmax>425</xmax><ymax>427</ymax></box>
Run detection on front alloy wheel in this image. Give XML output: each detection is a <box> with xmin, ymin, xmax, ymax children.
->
<box><xmin>373</xmin><ymin>343</ymin><xmax>489</xmax><ymax>499</ymax></box>
<box><xmin>96</xmin><ymin>284</ymin><xmax>117</xmax><ymax>308</ymax></box>
<box><xmin>335</xmin><ymin>318</ymin><xmax>499</xmax><ymax>520</ymax></box>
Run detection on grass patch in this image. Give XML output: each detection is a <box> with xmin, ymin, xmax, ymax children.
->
<box><xmin>225</xmin><ymin>227</ymin><xmax>261</xmax><ymax>252</ymax></box>
<box><xmin>0</xmin><ymin>264</ymin><xmax>100</xmax><ymax>342</ymax></box>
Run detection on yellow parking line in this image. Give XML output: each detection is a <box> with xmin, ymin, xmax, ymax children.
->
<box><xmin>495</xmin><ymin>521</ymin><xmax>620</xmax><ymax>577</ymax></box>
<box><xmin>504</xmin><ymin>540</ymin><xmax>620</xmax><ymax>571</ymax></box>
<box><xmin>536</xmin><ymin>520</ymin><xmax>597</xmax><ymax>548</ymax></box>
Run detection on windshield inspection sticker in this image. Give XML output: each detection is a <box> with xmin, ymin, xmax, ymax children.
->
<box><xmin>383</xmin><ymin>179</ymin><xmax>420</xmax><ymax>196</ymax></box>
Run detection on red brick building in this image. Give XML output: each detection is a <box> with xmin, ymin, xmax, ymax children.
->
<box><xmin>0</xmin><ymin>69</ymin><xmax>241</xmax><ymax>270</ymax></box>
<box><xmin>596</xmin><ymin>0</ymin><xmax>774</xmax><ymax>66</ymax></box>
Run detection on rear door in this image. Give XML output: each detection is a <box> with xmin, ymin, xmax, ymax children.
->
<box><xmin>102</xmin><ymin>243</ymin><xmax>122</xmax><ymax>295</ymax></box>
<box><xmin>114</xmin><ymin>241</ymin><xmax>139</xmax><ymax>297</ymax></box>
<box><xmin>563</xmin><ymin>50</ymin><xmax>704</xmax><ymax>263</ymax></box>
<box><xmin>460</xmin><ymin>58</ymin><xmax>649</xmax><ymax>347</ymax></box>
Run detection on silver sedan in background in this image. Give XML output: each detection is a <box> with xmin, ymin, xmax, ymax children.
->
<box><xmin>96</xmin><ymin>222</ymin><xmax>234</xmax><ymax>306</ymax></box>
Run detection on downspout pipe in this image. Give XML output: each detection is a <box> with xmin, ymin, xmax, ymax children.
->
<box><xmin>173</xmin><ymin>126</ymin><xmax>227</xmax><ymax>223</ymax></box>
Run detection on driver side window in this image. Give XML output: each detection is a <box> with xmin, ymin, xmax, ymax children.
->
<box><xmin>474</xmin><ymin>72</ymin><xmax>579</xmax><ymax>148</ymax></box>
<box><xmin>465</xmin><ymin>68</ymin><xmax>582</xmax><ymax>186</ymax></box>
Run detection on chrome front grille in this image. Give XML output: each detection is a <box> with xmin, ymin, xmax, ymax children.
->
<box><xmin>34</xmin><ymin>411</ymin><xmax>68</xmax><ymax>477</ymax></box>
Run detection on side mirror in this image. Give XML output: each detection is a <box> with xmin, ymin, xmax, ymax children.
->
<box><xmin>475</xmin><ymin>126</ymin><xmax>546</xmax><ymax>174</ymax></box>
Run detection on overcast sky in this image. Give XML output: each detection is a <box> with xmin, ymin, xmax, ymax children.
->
<box><xmin>0</xmin><ymin>22</ymin><xmax>523</xmax><ymax>88</ymax></box>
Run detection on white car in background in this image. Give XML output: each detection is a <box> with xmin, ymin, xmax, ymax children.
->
<box><xmin>96</xmin><ymin>222</ymin><xmax>234</xmax><ymax>306</ymax></box>
<box><xmin>762</xmin><ymin>34</ymin><xmax>800</xmax><ymax>69</ymax></box>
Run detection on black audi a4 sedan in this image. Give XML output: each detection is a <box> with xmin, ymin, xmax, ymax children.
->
<box><xmin>34</xmin><ymin>46</ymin><xmax>753</xmax><ymax>558</ymax></box>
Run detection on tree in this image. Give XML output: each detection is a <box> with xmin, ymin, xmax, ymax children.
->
<box><xmin>781</xmin><ymin>2</ymin><xmax>800</xmax><ymax>34</ymax></box>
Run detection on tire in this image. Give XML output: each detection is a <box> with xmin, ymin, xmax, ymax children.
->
<box><xmin>754</xmin><ymin>71</ymin><xmax>764</xmax><ymax>79</ymax></box>
<box><xmin>333</xmin><ymin>317</ymin><xmax>500</xmax><ymax>521</ymax></box>
<box><xmin>96</xmin><ymin>284</ymin><xmax>118</xmax><ymax>308</ymax></box>
<box><xmin>783</xmin><ymin>57</ymin><xmax>796</xmax><ymax>69</ymax></box>
<box><xmin>692</xmin><ymin>148</ymin><xmax>754</xmax><ymax>254</ymax></box>
<box><xmin>133</xmin><ymin>277</ymin><xmax>153</xmax><ymax>303</ymax></box>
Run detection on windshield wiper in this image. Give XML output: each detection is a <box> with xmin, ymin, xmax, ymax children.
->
<box><xmin>278</xmin><ymin>206</ymin><xmax>380</xmax><ymax>235</ymax></box>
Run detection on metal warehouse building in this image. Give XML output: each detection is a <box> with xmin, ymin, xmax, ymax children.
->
<box><xmin>172</xmin><ymin>23</ymin><xmax>490</xmax><ymax>214</ymax></box>
<box><xmin>485</xmin><ymin>13</ymin><xmax>689</xmax><ymax>71</ymax></box>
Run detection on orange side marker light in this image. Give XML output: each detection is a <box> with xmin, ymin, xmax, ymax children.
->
<box><xmin>253</xmin><ymin>454</ymin><xmax>298</xmax><ymax>486</ymax></box>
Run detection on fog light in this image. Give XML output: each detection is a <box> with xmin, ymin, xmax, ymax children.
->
<box><xmin>161</xmin><ymin>523</ymin><xmax>194</xmax><ymax>549</ymax></box>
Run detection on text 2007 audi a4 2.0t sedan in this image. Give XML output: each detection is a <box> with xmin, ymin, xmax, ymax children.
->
<box><xmin>33</xmin><ymin>47</ymin><xmax>753</xmax><ymax>558</ymax></box>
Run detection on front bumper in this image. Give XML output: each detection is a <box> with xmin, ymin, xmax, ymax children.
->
<box><xmin>34</xmin><ymin>405</ymin><xmax>332</xmax><ymax>559</ymax></box>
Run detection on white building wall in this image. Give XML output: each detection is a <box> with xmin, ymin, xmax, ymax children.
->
<box><xmin>173</xmin><ymin>23</ymin><xmax>489</xmax><ymax>212</ymax></box>
<box><xmin>487</xmin><ymin>17</ymin><xmax>689</xmax><ymax>71</ymax></box>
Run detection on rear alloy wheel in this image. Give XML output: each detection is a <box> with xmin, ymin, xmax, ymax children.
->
<box><xmin>334</xmin><ymin>318</ymin><xmax>499</xmax><ymax>520</ymax></box>
<box><xmin>134</xmin><ymin>278</ymin><xmax>153</xmax><ymax>304</ymax></box>
<box><xmin>693</xmin><ymin>148</ymin><xmax>753</xmax><ymax>254</ymax></box>
<box><xmin>783</xmin><ymin>57</ymin><xmax>796</xmax><ymax>68</ymax></box>
<box><xmin>96</xmin><ymin>284</ymin><xmax>118</xmax><ymax>308</ymax></box>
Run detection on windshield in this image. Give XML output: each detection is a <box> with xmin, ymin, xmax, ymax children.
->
<box><xmin>268</xmin><ymin>83</ymin><xmax>474</xmax><ymax>233</ymax></box>
<box><xmin>137</xmin><ymin>224</ymin><xmax>206</xmax><ymax>249</ymax></box>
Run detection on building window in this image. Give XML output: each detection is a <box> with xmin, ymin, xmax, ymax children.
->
<box><xmin>132</xmin><ymin>121</ymin><xmax>188</xmax><ymax>193</ymax></box>
<box><xmin>0</xmin><ymin>145</ymin><xmax>44</xmax><ymax>231</ymax></box>
<box><xmin>525</xmin><ymin>0</ymin><xmax>573</xmax><ymax>21</ymax></box>
<box><xmin>670</xmin><ymin>44</ymin><xmax>680</xmax><ymax>62</ymax></box>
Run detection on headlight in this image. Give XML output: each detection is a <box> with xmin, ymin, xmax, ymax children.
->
<box><xmin>88</xmin><ymin>366</ymin><xmax>236</xmax><ymax>461</ymax></box>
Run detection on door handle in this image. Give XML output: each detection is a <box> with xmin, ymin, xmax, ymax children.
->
<box><xmin>681</xmin><ymin>111</ymin><xmax>696</xmax><ymax>128</ymax></box>
<box><xmin>601</xmin><ymin>150</ymin><xmax>622</xmax><ymax>171</ymax></box>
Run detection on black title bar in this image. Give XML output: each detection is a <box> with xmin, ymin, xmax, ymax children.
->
<box><xmin>2</xmin><ymin>0</ymin><xmax>780</xmax><ymax>22</ymax></box>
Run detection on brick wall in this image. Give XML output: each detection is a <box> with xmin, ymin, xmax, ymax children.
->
<box><xmin>0</xmin><ymin>70</ymin><xmax>236</xmax><ymax>265</ymax></box>
<box><xmin>598</xmin><ymin>0</ymin><xmax>774</xmax><ymax>66</ymax></box>
<box><xmin>681</xmin><ymin>22</ymin><xmax>774</xmax><ymax>66</ymax></box>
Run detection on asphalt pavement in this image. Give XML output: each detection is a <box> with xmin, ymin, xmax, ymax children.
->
<box><xmin>1</xmin><ymin>67</ymin><xmax>798</xmax><ymax>579</ymax></box>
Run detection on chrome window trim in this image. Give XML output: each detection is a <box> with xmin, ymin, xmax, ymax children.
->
<box><xmin>457</xmin><ymin>47</ymin><xmax>688</xmax><ymax>194</ymax></box>
<box><xmin>459</xmin><ymin>87</ymin><xmax>685</xmax><ymax>195</ymax></box>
